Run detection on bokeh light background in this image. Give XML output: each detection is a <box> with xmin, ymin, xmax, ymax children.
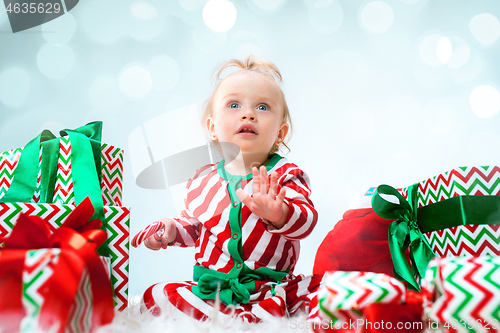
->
<box><xmin>1</xmin><ymin>0</ymin><xmax>500</xmax><ymax>303</ymax></box>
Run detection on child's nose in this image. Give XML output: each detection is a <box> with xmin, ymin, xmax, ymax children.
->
<box><xmin>241</xmin><ymin>107</ymin><xmax>256</xmax><ymax>120</ymax></box>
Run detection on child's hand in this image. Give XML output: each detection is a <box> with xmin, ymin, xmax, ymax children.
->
<box><xmin>236</xmin><ymin>166</ymin><xmax>288</xmax><ymax>229</ymax></box>
<box><xmin>144</xmin><ymin>218</ymin><xmax>177</xmax><ymax>250</ymax></box>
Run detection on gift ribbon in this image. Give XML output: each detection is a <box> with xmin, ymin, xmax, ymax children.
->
<box><xmin>372</xmin><ymin>183</ymin><xmax>500</xmax><ymax>291</ymax></box>
<box><xmin>192</xmin><ymin>264</ymin><xmax>288</xmax><ymax>305</ymax></box>
<box><xmin>0</xmin><ymin>197</ymin><xmax>114</xmax><ymax>333</ymax></box>
<box><xmin>0</xmin><ymin>121</ymin><xmax>108</xmax><ymax>256</ymax></box>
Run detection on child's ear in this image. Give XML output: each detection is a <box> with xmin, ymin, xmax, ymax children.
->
<box><xmin>206</xmin><ymin>117</ymin><xmax>217</xmax><ymax>140</ymax></box>
<box><xmin>278</xmin><ymin>123</ymin><xmax>289</xmax><ymax>142</ymax></box>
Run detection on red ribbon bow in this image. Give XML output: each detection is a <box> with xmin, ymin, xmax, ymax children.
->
<box><xmin>0</xmin><ymin>197</ymin><xmax>114</xmax><ymax>333</ymax></box>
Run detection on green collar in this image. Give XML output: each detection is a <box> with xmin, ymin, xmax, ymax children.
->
<box><xmin>217</xmin><ymin>153</ymin><xmax>282</xmax><ymax>182</ymax></box>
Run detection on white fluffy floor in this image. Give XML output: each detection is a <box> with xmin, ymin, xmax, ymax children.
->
<box><xmin>96</xmin><ymin>305</ymin><xmax>314</xmax><ymax>333</ymax></box>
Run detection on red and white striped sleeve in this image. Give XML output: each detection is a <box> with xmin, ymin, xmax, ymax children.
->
<box><xmin>169</xmin><ymin>164</ymin><xmax>214</xmax><ymax>247</ymax></box>
<box><xmin>268</xmin><ymin>164</ymin><xmax>318</xmax><ymax>240</ymax></box>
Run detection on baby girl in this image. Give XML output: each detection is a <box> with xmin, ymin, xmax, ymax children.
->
<box><xmin>140</xmin><ymin>56</ymin><xmax>324</xmax><ymax>323</ymax></box>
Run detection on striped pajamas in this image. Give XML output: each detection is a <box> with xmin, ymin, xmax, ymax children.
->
<box><xmin>142</xmin><ymin>154</ymin><xmax>324</xmax><ymax>322</ymax></box>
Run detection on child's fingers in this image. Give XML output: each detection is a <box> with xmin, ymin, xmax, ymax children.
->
<box><xmin>252</xmin><ymin>167</ymin><xmax>260</xmax><ymax>194</ymax></box>
<box><xmin>277</xmin><ymin>188</ymin><xmax>286</xmax><ymax>203</ymax></box>
<box><xmin>236</xmin><ymin>188</ymin><xmax>251</xmax><ymax>206</ymax></box>
<box><xmin>260</xmin><ymin>166</ymin><xmax>268</xmax><ymax>194</ymax></box>
<box><xmin>144</xmin><ymin>237</ymin><xmax>161</xmax><ymax>251</ymax></box>
<box><xmin>269</xmin><ymin>172</ymin><xmax>278</xmax><ymax>197</ymax></box>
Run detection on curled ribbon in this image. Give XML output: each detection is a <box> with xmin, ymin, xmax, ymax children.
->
<box><xmin>371</xmin><ymin>184</ymin><xmax>435</xmax><ymax>291</ymax></box>
<box><xmin>0</xmin><ymin>197</ymin><xmax>114</xmax><ymax>333</ymax></box>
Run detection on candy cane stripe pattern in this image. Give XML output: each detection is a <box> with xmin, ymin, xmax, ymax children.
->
<box><xmin>131</xmin><ymin>221</ymin><xmax>164</xmax><ymax>248</ymax></box>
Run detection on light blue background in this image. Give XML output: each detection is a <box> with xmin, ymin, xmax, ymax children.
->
<box><xmin>1</xmin><ymin>0</ymin><xmax>500</xmax><ymax>304</ymax></box>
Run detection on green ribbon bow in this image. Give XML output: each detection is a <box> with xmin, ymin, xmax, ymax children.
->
<box><xmin>0</xmin><ymin>121</ymin><xmax>108</xmax><ymax>256</ymax></box>
<box><xmin>371</xmin><ymin>184</ymin><xmax>435</xmax><ymax>291</ymax></box>
<box><xmin>372</xmin><ymin>182</ymin><xmax>500</xmax><ymax>291</ymax></box>
<box><xmin>192</xmin><ymin>265</ymin><xmax>288</xmax><ymax>305</ymax></box>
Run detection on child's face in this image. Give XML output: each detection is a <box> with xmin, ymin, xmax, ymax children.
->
<box><xmin>207</xmin><ymin>71</ymin><xmax>288</xmax><ymax>156</ymax></box>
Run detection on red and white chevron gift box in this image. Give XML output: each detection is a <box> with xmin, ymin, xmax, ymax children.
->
<box><xmin>0</xmin><ymin>202</ymin><xmax>130</xmax><ymax>311</ymax></box>
<box><xmin>0</xmin><ymin>136</ymin><xmax>124</xmax><ymax>206</ymax></box>
<box><xmin>3</xmin><ymin>249</ymin><xmax>110</xmax><ymax>333</ymax></box>
<box><xmin>421</xmin><ymin>256</ymin><xmax>500</xmax><ymax>333</ymax></box>
<box><xmin>400</xmin><ymin>166</ymin><xmax>500</xmax><ymax>258</ymax></box>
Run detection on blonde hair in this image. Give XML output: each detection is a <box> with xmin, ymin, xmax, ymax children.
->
<box><xmin>201</xmin><ymin>55</ymin><xmax>292</xmax><ymax>155</ymax></box>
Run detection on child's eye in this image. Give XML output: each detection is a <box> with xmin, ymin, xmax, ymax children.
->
<box><xmin>257</xmin><ymin>104</ymin><xmax>268</xmax><ymax>111</ymax></box>
<box><xmin>229</xmin><ymin>102</ymin><xmax>240</xmax><ymax>109</ymax></box>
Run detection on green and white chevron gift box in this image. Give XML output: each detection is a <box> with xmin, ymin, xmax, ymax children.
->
<box><xmin>403</xmin><ymin>166</ymin><xmax>500</xmax><ymax>258</ymax></box>
<box><xmin>0</xmin><ymin>202</ymin><xmax>130</xmax><ymax>311</ymax></box>
<box><xmin>421</xmin><ymin>256</ymin><xmax>500</xmax><ymax>333</ymax></box>
<box><xmin>0</xmin><ymin>135</ymin><xmax>123</xmax><ymax>207</ymax></box>
<box><xmin>317</xmin><ymin>271</ymin><xmax>407</xmax><ymax>327</ymax></box>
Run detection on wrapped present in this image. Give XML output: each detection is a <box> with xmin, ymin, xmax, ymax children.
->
<box><xmin>421</xmin><ymin>256</ymin><xmax>500</xmax><ymax>333</ymax></box>
<box><xmin>371</xmin><ymin>166</ymin><xmax>500</xmax><ymax>291</ymax></box>
<box><xmin>0</xmin><ymin>198</ymin><xmax>115</xmax><ymax>333</ymax></box>
<box><xmin>0</xmin><ymin>201</ymin><xmax>130</xmax><ymax>311</ymax></box>
<box><xmin>0</xmin><ymin>122</ymin><xmax>129</xmax><ymax>311</ymax></box>
<box><xmin>317</xmin><ymin>271</ymin><xmax>406</xmax><ymax>331</ymax></box>
<box><xmin>0</xmin><ymin>122</ymin><xmax>124</xmax><ymax>207</ymax></box>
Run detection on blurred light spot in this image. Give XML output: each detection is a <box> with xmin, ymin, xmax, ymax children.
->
<box><xmin>341</xmin><ymin>108</ymin><xmax>375</xmax><ymax>142</ymax></box>
<box><xmin>131</xmin><ymin>1</ymin><xmax>158</xmax><ymax>20</ymax></box>
<box><xmin>81</xmin><ymin>0</ymin><xmax>127</xmax><ymax>44</ymax></box>
<box><xmin>119</xmin><ymin>66</ymin><xmax>153</xmax><ymax>99</ymax></box>
<box><xmin>128</xmin><ymin>2</ymin><xmax>164</xmax><ymax>41</ymax></box>
<box><xmin>148</xmin><ymin>55</ymin><xmax>181</xmax><ymax>91</ymax></box>
<box><xmin>360</xmin><ymin>1</ymin><xmax>393</xmax><ymax>34</ymax></box>
<box><xmin>469</xmin><ymin>85</ymin><xmax>500</xmax><ymax>118</ymax></box>
<box><xmin>0</xmin><ymin>68</ymin><xmax>30</xmax><ymax>108</ymax></box>
<box><xmin>249</xmin><ymin>0</ymin><xmax>285</xmax><ymax>13</ymax></box>
<box><xmin>179</xmin><ymin>0</ymin><xmax>207</xmax><ymax>11</ymax></box>
<box><xmin>436</xmin><ymin>37</ymin><xmax>452</xmax><ymax>64</ymax></box>
<box><xmin>37</xmin><ymin>43</ymin><xmax>75</xmax><ymax>80</ymax></box>
<box><xmin>419</xmin><ymin>33</ymin><xmax>444</xmax><ymax>67</ymax></box>
<box><xmin>193</xmin><ymin>24</ymin><xmax>227</xmax><ymax>51</ymax></box>
<box><xmin>447</xmin><ymin>36</ymin><xmax>470</xmax><ymax>69</ymax></box>
<box><xmin>469</xmin><ymin>13</ymin><xmax>500</xmax><ymax>47</ymax></box>
<box><xmin>308</xmin><ymin>0</ymin><xmax>343</xmax><ymax>34</ymax></box>
<box><xmin>42</xmin><ymin>13</ymin><xmax>77</xmax><ymax>44</ymax></box>
<box><xmin>233</xmin><ymin>43</ymin><xmax>263</xmax><ymax>59</ymax></box>
<box><xmin>203</xmin><ymin>0</ymin><xmax>237</xmax><ymax>32</ymax></box>
<box><xmin>89</xmin><ymin>75</ymin><xmax>124</xmax><ymax>111</ymax></box>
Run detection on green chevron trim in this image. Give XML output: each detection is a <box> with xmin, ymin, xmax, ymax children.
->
<box><xmin>446</xmin><ymin>263</ymin><xmax>474</xmax><ymax>330</ymax></box>
<box><xmin>426</xmin><ymin>226</ymin><xmax>500</xmax><ymax>250</ymax></box>
<box><xmin>483</xmin><ymin>261</ymin><xmax>500</xmax><ymax>323</ymax></box>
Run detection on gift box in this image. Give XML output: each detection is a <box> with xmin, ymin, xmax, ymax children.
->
<box><xmin>0</xmin><ymin>201</ymin><xmax>130</xmax><ymax>311</ymax></box>
<box><xmin>371</xmin><ymin>166</ymin><xmax>500</xmax><ymax>291</ymax></box>
<box><xmin>316</xmin><ymin>271</ymin><xmax>411</xmax><ymax>330</ymax></box>
<box><xmin>421</xmin><ymin>256</ymin><xmax>500</xmax><ymax>333</ymax></box>
<box><xmin>0</xmin><ymin>122</ymin><xmax>129</xmax><ymax>311</ymax></box>
<box><xmin>0</xmin><ymin>198</ymin><xmax>115</xmax><ymax>333</ymax></box>
<box><xmin>0</xmin><ymin>129</ymin><xmax>124</xmax><ymax>207</ymax></box>
<box><xmin>412</xmin><ymin>166</ymin><xmax>500</xmax><ymax>258</ymax></box>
